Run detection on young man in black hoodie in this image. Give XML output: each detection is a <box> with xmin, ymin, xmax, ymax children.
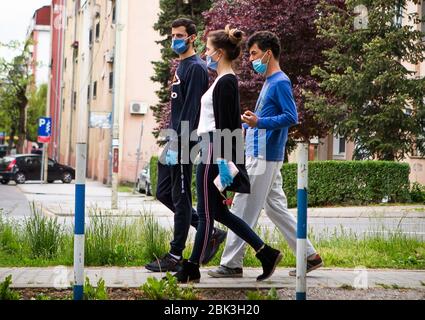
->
<box><xmin>145</xmin><ymin>18</ymin><xmax>227</xmax><ymax>272</ymax></box>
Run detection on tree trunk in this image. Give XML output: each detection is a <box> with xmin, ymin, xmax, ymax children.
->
<box><xmin>8</xmin><ymin>126</ymin><xmax>15</xmax><ymax>152</ymax></box>
<box><xmin>16</xmin><ymin>89</ymin><xmax>27</xmax><ymax>154</ymax></box>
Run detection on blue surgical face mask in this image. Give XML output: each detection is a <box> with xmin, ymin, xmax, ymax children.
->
<box><xmin>172</xmin><ymin>37</ymin><xmax>190</xmax><ymax>55</ymax></box>
<box><xmin>206</xmin><ymin>50</ymin><xmax>220</xmax><ymax>71</ymax></box>
<box><xmin>252</xmin><ymin>52</ymin><xmax>271</xmax><ymax>75</ymax></box>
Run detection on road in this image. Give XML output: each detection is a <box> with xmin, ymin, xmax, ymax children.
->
<box><xmin>0</xmin><ymin>182</ymin><xmax>32</xmax><ymax>217</ymax></box>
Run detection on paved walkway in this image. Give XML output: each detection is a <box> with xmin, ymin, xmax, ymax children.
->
<box><xmin>1</xmin><ymin>267</ymin><xmax>424</xmax><ymax>290</ymax></box>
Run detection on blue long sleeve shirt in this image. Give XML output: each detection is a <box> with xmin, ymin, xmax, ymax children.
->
<box><xmin>245</xmin><ymin>71</ymin><xmax>298</xmax><ymax>161</ymax></box>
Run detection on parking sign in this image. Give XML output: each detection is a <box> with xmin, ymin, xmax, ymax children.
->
<box><xmin>38</xmin><ymin>117</ymin><xmax>52</xmax><ymax>143</ymax></box>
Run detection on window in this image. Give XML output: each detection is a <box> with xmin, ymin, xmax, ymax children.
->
<box><xmin>109</xmin><ymin>72</ymin><xmax>114</xmax><ymax>90</ymax></box>
<box><xmin>93</xmin><ymin>81</ymin><xmax>97</xmax><ymax>99</ymax></box>
<box><xmin>394</xmin><ymin>0</ymin><xmax>403</xmax><ymax>27</ymax></box>
<box><xmin>73</xmin><ymin>91</ymin><xmax>77</xmax><ymax>109</ymax></box>
<box><xmin>95</xmin><ymin>22</ymin><xmax>100</xmax><ymax>40</ymax></box>
<box><xmin>89</xmin><ymin>29</ymin><xmax>93</xmax><ymax>47</ymax></box>
<box><xmin>87</xmin><ymin>84</ymin><xmax>91</xmax><ymax>101</ymax></box>
<box><xmin>64</xmin><ymin>58</ymin><xmax>67</xmax><ymax>70</ymax></box>
<box><xmin>339</xmin><ymin>137</ymin><xmax>346</xmax><ymax>154</ymax></box>
<box><xmin>333</xmin><ymin>135</ymin><xmax>346</xmax><ymax>159</ymax></box>
<box><xmin>112</xmin><ymin>2</ymin><xmax>116</xmax><ymax>23</ymax></box>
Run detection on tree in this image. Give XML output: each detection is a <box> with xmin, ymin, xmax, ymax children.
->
<box><xmin>306</xmin><ymin>0</ymin><xmax>425</xmax><ymax>161</ymax></box>
<box><xmin>201</xmin><ymin>0</ymin><xmax>346</xmax><ymax>150</ymax></box>
<box><xmin>27</xmin><ymin>84</ymin><xmax>47</xmax><ymax>142</ymax></box>
<box><xmin>151</xmin><ymin>0</ymin><xmax>213</xmax><ymax>142</ymax></box>
<box><xmin>0</xmin><ymin>41</ymin><xmax>32</xmax><ymax>153</ymax></box>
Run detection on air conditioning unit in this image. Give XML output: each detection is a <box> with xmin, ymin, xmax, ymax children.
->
<box><xmin>130</xmin><ymin>101</ymin><xmax>148</xmax><ymax>115</ymax></box>
<box><xmin>105</xmin><ymin>50</ymin><xmax>114</xmax><ymax>63</ymax></box>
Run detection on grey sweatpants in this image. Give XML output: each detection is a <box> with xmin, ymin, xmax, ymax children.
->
<box><xmin>220</xmin><ymin>156</ymin><xmax>317</xmax><ymax>269</ymax></box>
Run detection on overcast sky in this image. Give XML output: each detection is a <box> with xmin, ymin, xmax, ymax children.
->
<box><xmin>0</xmin><ymin>0</ymin><xmax>51</xmax><ymax>61</ymax></box>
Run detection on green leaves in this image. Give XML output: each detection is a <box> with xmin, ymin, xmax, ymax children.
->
<box><xmin>0</xmin><ymin>275</ymin><xmax>20</xmax><ymax>300</ymax></box>
<box><xmin>140</xmin><ymin>273</ymin><xmax>198</xmax><ymax>300</ymax></box>
<box><xmin>307</xmin><ymin>0</ymin><xmax>425</xmax><ymax>160</ymax></box>
<box><xmin>27</xmin><ymin>84</ymin><xmax>47</xmax><ymax>142</ymax></box>
<box><xmin>84</xmin><ymin>277</ymin><xmax>108</xmax><ymax>300</ymax></box>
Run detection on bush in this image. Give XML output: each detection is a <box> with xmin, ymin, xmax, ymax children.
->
<box><xmin>149</xmin><ymin>156</ymin><xmax>158</xmax><ymax>198</ymax></box>
<box><xmin>282</xmin><ymin>161</ymin><xmax>411</xmax><ymax>208</ymax></box>
<box><xmin>150</xmin><ymin>157</ymin><xmax>411</xmax><ymax>207</ymax></box>
<box><xmin>410</xmin><ymin>182</ymin><xmax>425</xmax><ymax>203</ymax></box>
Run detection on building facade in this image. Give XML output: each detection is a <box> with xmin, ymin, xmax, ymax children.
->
<box><xmin>27</xmin><ymin>5</ymin><xmax>51</xmax><ymax>87</ymax></box>
<box><xmin>58</xmin><ymin>0</ymin><xmax>161</xmax><ymax>184</ymax></box>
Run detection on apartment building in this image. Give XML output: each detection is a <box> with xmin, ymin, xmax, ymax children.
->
<box><xmin>58</xmin><ymin>0</ymin><xmax>161</xmax><ymax>184</ymax></box>
<box><xmin>27</xmin><ymin>5</ymin><xmax>51</xmax><ymax>87</ymax></box>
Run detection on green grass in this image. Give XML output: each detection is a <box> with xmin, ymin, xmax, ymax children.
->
<box><xmin>0</xmin><ymin>209</ymin><xmax>424</xmax><ymax>269</ymax></box>
<box><xmin>118</xmin><ymin>183</ymin><xmax>135</xmax><ymax>193</ymax></box>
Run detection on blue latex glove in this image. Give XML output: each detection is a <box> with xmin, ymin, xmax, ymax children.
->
<box><xmin>165</xmin><ymin>149</ymin><xmax>178</xmax><ymax>166</ymax></box>
<box><xmin>217</xmin><ymin>159</ymin><xmax>234</xmax><ymax>188</ymax></box>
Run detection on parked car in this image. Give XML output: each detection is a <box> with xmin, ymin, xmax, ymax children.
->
<box><xmin>137</xmin><ymin>165</ymin><xmax>151</xmax><ymax>196</ymax></box>
<box><xmin>0</xmin><ymin>154</ymin><xmax>75</xmax><ymax>185</ymax></box>
<box><xmin>0</xmin><ymin>145</ymin><xmax>7</xmax><ymax>158</ymax></box>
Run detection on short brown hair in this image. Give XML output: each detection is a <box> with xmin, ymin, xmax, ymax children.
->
<box><xmin>172</xmin><ymin>18</ymin><xmax>197</xmax><ymax>36</ymax></box>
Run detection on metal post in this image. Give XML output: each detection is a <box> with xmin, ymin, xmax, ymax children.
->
<box><xmin>133</xmin><ymin>121</ymin><xmax>144</xmax><ymax>194</ymax></box>
<box><xmin>73</xmin><ymin>0</ymin><xmax>91</xmax><ymax>300</ymax></box>
<box><xmin>111</xmin><ymin>0</ymin><xmax>122</xmax><ymax>209</ymax></box>
<box><xmin>74</xmin><ymin>143</ymin><xmax>86</xmax><ymax>300</ymax></box>
<box><xmin>296</xmin><ymin>143</ymin><xmax>309</xmax><ymax>300</ymax></box>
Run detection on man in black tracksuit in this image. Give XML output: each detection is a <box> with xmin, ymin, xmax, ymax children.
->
<box><xmin>145</xmin><ymin>18</ymin><xmax>227</xmax><ymax>272</ymax></box>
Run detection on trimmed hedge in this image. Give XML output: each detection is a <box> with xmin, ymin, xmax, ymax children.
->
<box><xmin>149</xmin><ymin>158</ymin><xmax>411</xmax><ymax>208</ymax></box>
<box><xmin>149</xmin><ymin>156</ymin><xmax>159</xmax><ymax>198</ymax></box>
<box><xmin>282</xmin><ymin>161</ymin><xmax>411</xmax><ymax>208</ymax></box>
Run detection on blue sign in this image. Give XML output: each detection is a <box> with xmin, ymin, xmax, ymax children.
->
<box><xmin>38</xmin><ymin>117</ymin><xmax>52</xmax><ymax>143</ymax></box>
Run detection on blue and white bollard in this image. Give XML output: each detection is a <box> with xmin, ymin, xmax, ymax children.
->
<box><xmin>296</xmin><ymin>143</ymin><xmax>308</xmax><ymax>300</ymax></box>
<box><xmin>74</xmin><ymin>143</ymin><xmax>86</xmax><ymax>300</ymax></box>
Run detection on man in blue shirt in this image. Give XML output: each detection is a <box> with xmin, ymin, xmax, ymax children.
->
<box><xmin>208</xmin><ymin>31</ymin><xmax>322</xmax><ymax>278</ymax></box>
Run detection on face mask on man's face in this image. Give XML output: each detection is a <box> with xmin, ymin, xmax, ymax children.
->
<box><xmin>252</xmin><ymin>51</ymin><xmax>271</xmax><ymax>75</ymax></box>
<box><xmin>172</xmin><ymin>36</ymin><xmax>191</xmax><ymax>55</ymax></box>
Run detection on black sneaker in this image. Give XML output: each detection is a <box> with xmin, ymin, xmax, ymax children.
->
<box><xmin>289</xmin><ymin>254</ymin><xmax>323</xmax><ymax>277</ymax></box>
<box><xmin>201</xmin><ymin>228</ymin><xmax>227</xmax><ymax>265</ymax></box>
<box><xmin>145</xmin><ymin>253</ymin><xmax>182</xmax><ymax>272</ymax></box>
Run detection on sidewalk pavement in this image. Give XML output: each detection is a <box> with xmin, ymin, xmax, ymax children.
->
<box><xmin>1</xmin><ymin>267</ymin><xmax>424</xmax><ymax>290</ymax></box>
